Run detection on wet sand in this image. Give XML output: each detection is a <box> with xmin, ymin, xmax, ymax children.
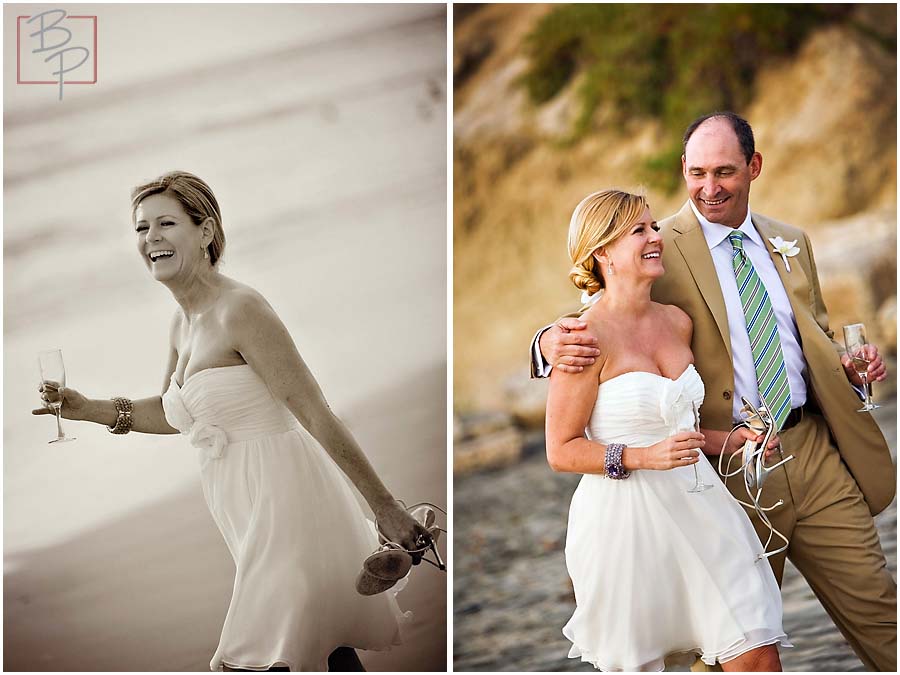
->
<box><xmin>453</xmin><ymin>402</ymin><xmax>897</xmax><ymax>672</ymax></box>
<box><xmin>6</xmin><ymin>367</ymin><xmax>446</xmax><ymax>672</ymax></box>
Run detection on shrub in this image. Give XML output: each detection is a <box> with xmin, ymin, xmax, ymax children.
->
<box><xmin>519</xmin><ymin>4</ymin><xmax>857</xmax><ymax>191</ymax></box>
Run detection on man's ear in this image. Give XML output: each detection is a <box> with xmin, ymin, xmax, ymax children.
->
<box><xmin>748</xmin><ymin>152</ymin><xmax>762</xmax><ymax>182</ymax></box>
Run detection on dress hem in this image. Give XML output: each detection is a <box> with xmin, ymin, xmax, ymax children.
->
<box><xmin>565</xmin><ymin>632</ymin><xmax>793</xmax><ymax>672</ymax></box>
<box><xmin>211</xmin><ymin>610</ymin><xmax>412</xmax><ymax>671</ymax></box>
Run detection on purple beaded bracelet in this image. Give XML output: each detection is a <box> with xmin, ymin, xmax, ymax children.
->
<box><xmin>605</xmin><ymin>442</ymin><xmax>630</xmax><ymax>479</ymax></box>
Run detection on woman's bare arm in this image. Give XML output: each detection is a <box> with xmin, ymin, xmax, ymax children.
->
<box><xmin>225</xmin><ymin>290</ymin><xmax>396</xmax><ymax>513</ymax></box>
<box><xmin>32</xmin><ymin>311</ymin><xmax>182</xmax><ymax>434</ymax></box>
<box><xmin>545</xmin><ymin>355</ymin><xmax>642</xmax><ymax>473</ymax></box>
<box><xmin>33</xmin><ymin>390</ymin><xmax>180</xmax><ymax>434</ymax></box>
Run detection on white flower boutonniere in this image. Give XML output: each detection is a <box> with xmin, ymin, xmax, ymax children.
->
<box><xmin>768</xmin><ymin>236</ymin><xmax>800</xmax><ymax>273</ymax></box>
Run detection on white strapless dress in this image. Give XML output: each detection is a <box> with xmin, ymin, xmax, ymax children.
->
<box><xmin>563</xmin><ymin>365</ymin><xmax>791</xmax><ymax>671</ymax></box>
<box><xmin>161</xmin><ymin>364</ymin><xmax>409</xmax><ymax>672</ymax></box>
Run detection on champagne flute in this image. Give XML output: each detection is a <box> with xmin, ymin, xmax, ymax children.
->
<box><xmin>37</xmin><ymin>349</ymin><xmax>76</xmax><ymax>443</ymax></box>
<box><xmin>843</xmin><ymin>323</ymin><xmax>880</xmax><ymax>412</ymax></box>
<box><xmin>687</xmin><ymin>402</ymin><xmax>713</xmax><ymax>493</ymax></box>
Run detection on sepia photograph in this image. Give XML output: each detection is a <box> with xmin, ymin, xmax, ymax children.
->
<box><xmin>5</xmin><ymin>3</ymin><xmax>447</xmax><ymax>671</ymax></box>
<box><xmin>453</xmin><ymin>3</ymin><xmax>896</xmax><ymax>672</ymax></box>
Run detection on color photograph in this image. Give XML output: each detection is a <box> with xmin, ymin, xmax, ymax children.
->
<box><xmin>453</xmin><ymin>4</ymin><xmax>896</xmax><ymax>672</ymax></box>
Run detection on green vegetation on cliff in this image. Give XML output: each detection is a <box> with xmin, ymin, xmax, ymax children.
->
<box><xmin>519</xmin><ymin>4</ymin><xmax>870</xmax><ymax>191</ymax></box>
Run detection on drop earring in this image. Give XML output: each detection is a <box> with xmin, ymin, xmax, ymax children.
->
<box><xmin>607</xmin><ymin>260</ymin><xmax>614</xmax><ymax>276</ymax></box>
<box><xmin>203</xmin><ymin>247</ymin><xmax>210</xmax><ymax>259</ymax></box>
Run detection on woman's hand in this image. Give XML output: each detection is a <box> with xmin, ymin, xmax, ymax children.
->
<box><xmin>33</xmin><ymin>381</ymin><xmax>89</xmax><ymax>420</ymax></box>
<box><xmin>636</xmin><ymin>431</ymin><xmax>705</xmax><ymax>471</ymax></box>
<box><xmin>709</xmin><ymin>426</ymin><xmax>782</xmax><ymax>460</ymax></box>
<box><xmin>374</xmin><ymin>501</ymin><xmax>432</xmax><ymax>563</ymax></box>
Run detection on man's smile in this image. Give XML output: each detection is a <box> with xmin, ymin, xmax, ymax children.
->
<box><xmin>699</xmin><ymin>196</ymin><xmax>729</xmax><ymax>206</ymax></box>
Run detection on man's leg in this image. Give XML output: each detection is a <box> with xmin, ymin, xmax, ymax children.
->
<box><xmin>784</xmin><ymin>413</ymin><xmax>897</xmax><ymax>671</ymax></box>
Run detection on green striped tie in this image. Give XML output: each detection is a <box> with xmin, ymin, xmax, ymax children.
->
<box><xmin>729</xmin><ymin>232</ymin><xmax>792</xmax><ymax>429</ymax></box>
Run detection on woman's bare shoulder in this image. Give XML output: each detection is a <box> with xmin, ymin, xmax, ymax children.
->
<box><xmin>654</xmin><ymin>302</ymin><xmax>692</xmax><ymax>341</ymax></box>
<box><xmin>215</xmin><ymin>279</ymin><xmax>276</xmax><ymax>319</ymax></box>
<box><xmin>575</xmin><ymin>305</ymin><xmax>611</xmax><ymax>373</ymax></box>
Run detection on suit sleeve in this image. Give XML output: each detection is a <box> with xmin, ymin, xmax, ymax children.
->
<box><xmin>804</xmin><ymin>231</ymin><xmax>870</xmax><ymax>401</ymax></box>
<box><xmin>530</xmin><ymin>325</ymin><xmax>555</xmax><ymax>378</ymax></box>
<box><xmin>803</xmin><ymin>230</ymin><xmax>842</xmax><ymax>355</ymax></box>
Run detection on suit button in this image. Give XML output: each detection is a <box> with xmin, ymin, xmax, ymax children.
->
<box><xmin>723</xmin><ymin>390</ymin><xmax>732</xmax><ymax>400</ymax></box>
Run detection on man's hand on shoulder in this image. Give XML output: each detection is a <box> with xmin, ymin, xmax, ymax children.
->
<box><xmin>840</xmin><ymin>343</ymin><xmax>888</xmax><ymax>387</ymax></box>
<box><xmin>539</xmin><ymin>318</ymin><xmax>601</xmax><ymax>374</ymax></box>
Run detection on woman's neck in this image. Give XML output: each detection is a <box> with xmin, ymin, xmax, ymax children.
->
<box><xmin>597</xmin><ymin>277</ymin><xmax>654</xmax><ymax>315</ymax></box>
<box><xmin>166</xmin><ymin>267</ymin><xmax>222</xmax><ymax>319</ymax></box>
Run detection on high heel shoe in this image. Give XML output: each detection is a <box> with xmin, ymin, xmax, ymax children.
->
<box><xmin>355</xmin><ymin>502</ymin><xmax>446</xmax><ymax>596</ymax></box>
<box><xmin>718</xmin><ymin>395</ymin><xmax>794</xmax><ymax>562</ymax></box>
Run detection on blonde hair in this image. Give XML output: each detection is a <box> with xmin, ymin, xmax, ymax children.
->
<box><xmin>567</xmin><ymin>189</ymin><xmax>648</xmax><ymax>294</ymax></box>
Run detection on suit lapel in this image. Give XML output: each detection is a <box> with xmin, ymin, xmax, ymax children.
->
<box><xmin>751</xmin><ymin>215</ymin><xmax>812</xmax><ymax>316</ymax></box>
<box><xmin>671</xmin><ymin>202</ymin><xmax>733</xmax><ymax>358</ymax></box>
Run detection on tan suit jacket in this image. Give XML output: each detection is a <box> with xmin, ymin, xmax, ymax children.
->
<box><xmin>651</xmin><ymin>202</ymin><xmax>893</xmax><ymax>516</ymax></box>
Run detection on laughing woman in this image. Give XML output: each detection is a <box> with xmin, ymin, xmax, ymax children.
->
<box><xmin>545</xmin><ymin>189</ymin><xmax>790</xmax><ymax>672</ymax></box>
<box><xmin>34</xmin><ymin>171</ymin><xmax>428</xmax><ymax>672</ymax></box>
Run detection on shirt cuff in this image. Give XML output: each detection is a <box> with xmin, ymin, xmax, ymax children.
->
<box><xmin>531</xmin><ymin>325</ymin><xmax>554</xmax><ymax>378</ymax></box>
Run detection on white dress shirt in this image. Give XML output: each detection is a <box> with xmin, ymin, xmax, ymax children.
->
<box><xmin>689</xmin><ymin>200</ymin><xmax>808</xmax><ymax>421</ymax></box>
<box><xmin>532</xmin><ymin>204</ymin><xmax>861</xmax><ymax>418</ymax></box>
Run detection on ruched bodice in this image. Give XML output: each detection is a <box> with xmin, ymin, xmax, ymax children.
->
<box><xmin>587</xmin><ymin>365</ymin><xmax>705</xmax><ymax>448</ymax></box>
<box><xmin>161</xmin><ymin>362</ymin><xmax>408</xmax><ymax>671</ymax></box>
<box><xmin>162</xmin><ymin>365</ymin><xmax>299</xmax><ymax>457</ymax></box>
<box><xmin>561</xmin><ymin>364</ymin><xmax>790</xmax><ymax>671</ymax></box>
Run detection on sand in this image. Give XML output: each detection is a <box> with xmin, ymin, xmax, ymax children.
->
<box><xmin>4</xmin><ymin>4</ymin><xmax>447</xmax><ymax>671</ymax></box>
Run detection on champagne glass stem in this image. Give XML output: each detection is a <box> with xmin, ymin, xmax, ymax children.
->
<box><xmin>860</xmin><ymin>371</ymin><xmax>869</xmax><ymax>407</ymax></box>
<box><xmin>858</xmin><ymin>371</ymin><xmax>879</xmax><ymax>411</ymax></box>
<box><xmin>38</xmin><ymin>349</ymin><xmax>76</xmax><ymax>443</ymax></box>
<box><xmin>687</xmin><ymin>402</ymin><xmax>713</xmax><ymax>493</ymax></box>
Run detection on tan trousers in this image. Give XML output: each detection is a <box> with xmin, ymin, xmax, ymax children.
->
<box><xmin>691</xmin><ymin>411</ymin><xmax>896</xmax><ymax>672</ymax></box>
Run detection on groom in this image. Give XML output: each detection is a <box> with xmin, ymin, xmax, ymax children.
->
<box><xmin>531</xmin><ymin>112</ymin><xmax>896</xmax><ymax>671</ymax></box>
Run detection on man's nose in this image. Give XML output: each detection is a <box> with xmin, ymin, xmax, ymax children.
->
<box><xmin>704</xmin><ymin>176</ymin><xmax>719</xmax><ymax>197</ymax></box>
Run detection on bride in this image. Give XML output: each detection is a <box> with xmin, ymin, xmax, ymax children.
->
<box><xmin>545</xmin><ymin>189</ymin><xmax>790</xmax><ymax>671</ymax></box>
<box><xmin>33</xmin><ymin>171</ymin><xmax>428</xmax><ymax>672</ymax></box>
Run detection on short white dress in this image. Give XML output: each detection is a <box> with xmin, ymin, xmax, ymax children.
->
<box><xmin>161</xmin><ymin>364</ymin><xmax>409</xmax><ymax>671</ymax></box>
<box><xmin>563</xmin><ymin>365</ymin><xmax>791</xmax><ymax>671</ymax></box>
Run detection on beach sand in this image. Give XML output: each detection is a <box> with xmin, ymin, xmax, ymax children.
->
<box><xmin>4</xmin><ymin>4</ymin><xmax>447</xmax><ymax>670</ymax></box>
<box><xmin>6</xmin><ymin>367</ymin><xmax>447</xmax><ymax>672</ymax></box>
<box><xmin>453</xmin><ymin>401</ymin><xmax>896</xmax><ymax>672</ymax></box>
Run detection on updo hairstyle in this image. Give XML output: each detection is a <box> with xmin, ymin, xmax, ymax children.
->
<box><xmin>567</xmin><ymin>189</ymin><xmax>648</xmax><ymax>294</ymax></box>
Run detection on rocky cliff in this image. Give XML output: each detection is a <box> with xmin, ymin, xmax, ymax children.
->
<box><xmin>454</xmin><ymin>4</ymin><xmax>897</xmax><ymax>415</ymax></box>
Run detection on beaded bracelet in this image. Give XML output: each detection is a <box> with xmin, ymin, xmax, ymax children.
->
<box><xmin>605</xmin><ymin>442</ymin><xmax>630</xmax><ymax>479</ymax></box>
<box><xmin>107</xmin><ymin>397</ymin><xmax>134</xmax><ymax>434</ymax></box>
